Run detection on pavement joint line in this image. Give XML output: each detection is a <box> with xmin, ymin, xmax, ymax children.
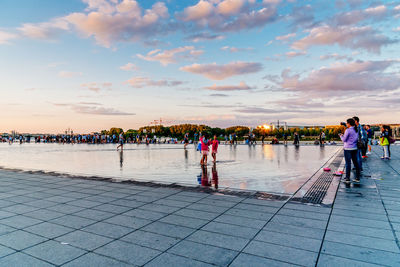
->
<box><xmin>320</xmin><ymin>251</ymin><xmax>394</xmax><ymax>267</ymax></box>
<box><xmin>371</xmin><ymin>150</ymin><xmax>400</xmax><ymax>251</ymax></box>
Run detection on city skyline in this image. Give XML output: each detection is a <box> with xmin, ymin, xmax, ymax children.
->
<box><xmin>1</xmin><ymin>0</ymin><xmax>400</xmax><ymax>133</ymax></box>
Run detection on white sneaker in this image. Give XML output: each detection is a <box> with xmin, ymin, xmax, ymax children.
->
<box><xmin>366</xmin><ymin>152</ymin><xmax>371</xmax><ymax>155</ymax></box>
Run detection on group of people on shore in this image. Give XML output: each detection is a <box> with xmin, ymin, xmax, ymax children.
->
<box><xmin>340</xmin><ymin>116</ymin><xmax>394</xmax><ymax>183</ymax></box>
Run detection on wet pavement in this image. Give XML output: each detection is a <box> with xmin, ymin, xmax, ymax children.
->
<box><xmin>0</xmin><ymin>146</ymin><xmax>398</xmax><ymax>266</ymax></box>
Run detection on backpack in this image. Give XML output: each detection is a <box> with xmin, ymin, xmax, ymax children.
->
<box><xmin>388</xmin><ymin>136</ymin><xmax>396</xmax><ymax>144</ymax></box>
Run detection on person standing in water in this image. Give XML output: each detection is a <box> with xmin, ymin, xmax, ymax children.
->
<box><xmin>117</xmin><ymin>132</ymin><xmax>124</xmax><ymax>151</ymax></box>
<box><xmin>184</xmin><ymin>133</ymin><xmax>189</xmax><ymax>149</ymax></box>
<box><xmin>200</xmin><ymin>134</ymin><xmax>211</xmax><ymax>165</ymax></box>
<box><xmin>211</xmin><ymin>135</ymin><xmax>219</xmax><ymax>163</ymax></box>
<box><xmin>293</xmin><ymin>132</ymin><xmax>300</xmax><ymax>146</ymax></box>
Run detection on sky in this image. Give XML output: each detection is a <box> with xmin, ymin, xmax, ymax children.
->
<box><xmin>0</xmin><ymin>0</ymin><xmax>400</xmax><ymax>133</ymax></box>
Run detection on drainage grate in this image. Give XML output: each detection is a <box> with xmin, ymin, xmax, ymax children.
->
<box><xmin>296</xmin><ymin>153</ymin><xmax>344</xmax><ymax>204</ymax></box>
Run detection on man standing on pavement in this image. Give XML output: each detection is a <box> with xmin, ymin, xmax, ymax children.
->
<box><xmin>353</xmin><ymin>116</ymin><xmax>367</xmax><ymax>171</ymax></box>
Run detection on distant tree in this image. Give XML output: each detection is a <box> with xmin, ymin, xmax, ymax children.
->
<box><xmin>109</xmin><ymin>128</ymin><xmax>123</xmax><ymax>136</ymax></box>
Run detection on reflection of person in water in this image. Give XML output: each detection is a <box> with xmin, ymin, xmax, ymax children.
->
<box><xmin>201</xmin><ymin>165</ymin><xmax>211</xmax><ymax>187</ymax></box>
<box><xmin>212</xmin><ymin>163</ymin><xmax>218</xmax><ymax>189</ymax></box>
<box><xmin>119</xmin><ymin>150</ymin><xmax>123</xmax><ymax>169</ymax></box>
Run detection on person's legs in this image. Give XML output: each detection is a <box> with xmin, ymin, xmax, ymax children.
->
<box><xmin>357</xmin><ymin>148</ymin><xmax>363</xmax><ymax>170</ymax></box>
<box><xmin>388</xmin><ymin>144</ymin><xmax>391</xmax><ymax>158</ymax></box>
<box><xmin>351</xmin><ymin>150</ymin><xmax>360</xmax><ymax>180</ymax></box>
<box><xmin>383</xmin><ymin>145</ymin><xmax>389</xmax><ymax>159</ymax></box>
<box><xmin>344</xmin><ymin>150</ymin><xmax>352</xmax><ymax>181</ymax></box>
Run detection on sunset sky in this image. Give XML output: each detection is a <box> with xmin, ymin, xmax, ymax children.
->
<box><xmin>1</xmin><ymin>0</ymin><xmax>399</xmax><ymax>133</ymax></box>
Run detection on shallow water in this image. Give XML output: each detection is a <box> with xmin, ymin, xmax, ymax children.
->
<box><xmin>0</xmin><ymin>143</ymin><xmax>339</xmax><ymax>194</ymax></box>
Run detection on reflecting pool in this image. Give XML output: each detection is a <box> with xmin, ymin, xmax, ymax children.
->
<box><xmin>0</xmin><ymin>143</ymin><xmax>340</xmax><ymax>195</ymax></box>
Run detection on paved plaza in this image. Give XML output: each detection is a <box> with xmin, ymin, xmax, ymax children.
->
<box><xmin>0</xmin><ymin>146</ymin><xmax>399</xmax><ymax>266</ymax></box>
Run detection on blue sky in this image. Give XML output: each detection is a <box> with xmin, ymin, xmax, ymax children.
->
<box><xmin>0</xmin><ymin>0</ymin><xmax>399</xmax><ymax>133</ymax></box>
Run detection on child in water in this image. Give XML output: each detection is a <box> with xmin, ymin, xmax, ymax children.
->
<box><xmin>200</xmin><ymin>135</ymin><xmax>211</xmax><ymax>165</ymax></box>
<box><xmin>211</xmin><ymin>135</ymin><xmax>219</xmax><ymax>163</ymax></box>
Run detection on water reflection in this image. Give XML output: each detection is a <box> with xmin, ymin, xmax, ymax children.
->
<box><xmin>119</xmin><ymin>150</ymin><xmax>124</xmax><ymax>169</ymax></box>
<box><xmin>197</xmin><ymin>164</ymin><xmax>219</xmax><ymax>190</ymax></box>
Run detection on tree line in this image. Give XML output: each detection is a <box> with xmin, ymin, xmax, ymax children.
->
<box><xmin>100</xmin><ymin>124</ymin><xmax>346</xmax><ymax>140</ymax></box>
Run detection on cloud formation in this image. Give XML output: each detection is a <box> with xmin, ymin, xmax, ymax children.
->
<box><xmin>292</xmin><ymin>25</ymin><xmax>396</xmax><ymax>53</ymax></box>
<box><xmin>119</xmin><ymin>62</ymin><xmax>138</xmax><ymax>71</ymax></box>
<box><xmin>137</xmin><ymin>46</ymin><xmax>203</xmax><ymax>66</ymax></box>
<box><xmin>276</xmin><ymin>60</ymin><xmax>400</xmax><ymax>95</ymax></box>
<box><xmin>81</xmin><ymin>82</ymin><xmax>112</xmax><ymax>93</ymax></box>
<box><xmin>58</xmin><ymin>71</ymin><xmax>83</xmax><ymax>78</ymax></box>
<box><xmin>204</xmin><ymin>81</ymin><xmax>253</xmax><ymax>91</ymax></box>
<box><xmin>54</xmin><ymin>102</ymin><xmax>134</xmax><ymax>116</ymax></box>
<box><xmin>125</xmin><ymin>76</ymin><xmax>184</xmax><ymax>88</ymax></box>
<box><xmin>180</xmin><ymin>61</ymin><xmax>262</xmax><ymax>80</ymax></box>
<box><xmin>18</xmin><ymin>18</ymin><xmax>69</xmax><ymax>40</ymax></box>
<box><xmin>0</xmin><ymin>30</ymin><xmax>18</xmax><ymax>44</ymax></box>
<box><xmin>65</xmin><ymin>1</ymin><xmax>170</xmax><ymax>47</ymax></box>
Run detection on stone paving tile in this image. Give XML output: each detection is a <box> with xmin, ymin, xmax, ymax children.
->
<box><xmin>47</xmin><ymin>204</ymin><xmax>86</xmax><ymax>214</ymax></box>
<box><xmin>317</xmin><ymin>253</ymin><xmax>383</xmax><ymax>267</ymax></box>
<box><xmin>50</xmin><ymin>214</ymin><xmax>96</xmax><ymax>229</ymax></box>
<box><xmin>125</xmin><ymin>194</ymin><xmax>161</xmax><ymax>203</ymax></box>
<box><xmin>234</xmin><ymin>203</ymin><xmax>279</xmax><ymax>214</ymax></box>
<box><xmin>0</xmin><ymin>245</ymin><xmax>15</xmax><ymax>258</ymax></box>
<box><xmin>187</xmin><ymin>230</ymin><xmax>249</xmax><ymax>251</ymax></box>
<box><xmin>164</xmin><ymin>195</ymin><xmax>203</xmax><ymax>203</ymax></box>
<box><xmin>0</xmin><ymin>210</ymin><xmax>16</xmax><ymax>220</ymax></box>
<box><xmin>95</xmin><ymin>240</ymin><xmax>161</xmax><ymax>266</ymax></box>
<box><xmin>214</xmin><ymin>214</ymin><xmax>265</xmax><ymax>229</ymax></box>
<box><xmin>329</xmin><ymin>214</ymin><xmax>392</xmax><ymax>230</ymax></box>
<box><xmin>46</xmin><ymin>195</ymin><xmax>76</xmax><ymax>203</ymax></box>
<box><xmin>225</xmin><ymin>208</ymin><xmax>274</xmax><ymax>221</ymax></box>
<box><xmin>153</xmin><ymin>199</ymin><xmax>191</xmax><ymax>208</ymax></box>
<box><xmin>24</xmin><ymin>222</ymin><xmax>74</xmax><ymax>239</ymax></box>
<box><xmin>2</xmin><ymin>204</ymin><xmax>40</xmax><ymax>214</ymax></box>
<box><xmin>254</xmin><ymin>230</ymin><xmax>322</xmax><ymax>252</ymax></box>
<box><xmin>24</xmin><ymin>240</ymin><xmax>86</xmax><ymax>266</ymax></box>
<box><xmin>160</xmin><ymin>214</ymin><xmax>209</xmax><ymax>229</ymax></box>
<box><xmin>244</xmin><ymin>240</ymin><xmax>318</xmax><ymax>266</ymax></box>
<box><xmin>0</xmin><ymin>230</ymin><xmax>47</xmax><ymax>250</ymax></box>
<box><xmin>145</xmin><ymin>252</ymin><xmax>213</xmax><ymax>267</ymax></box>
<box><xmin>324</xmin><ymin>230</ymin><xmax>400</xmax><ymax>253</ymax></box>
<box><xmin>196</xmin><ymin>198</ymin><xmax>239</xmax><ymax>208</ymax></box>
<box><xmin>72</xmin><ymin>208</ymin><xmax>114</xmax><ymax>221</ymax></box>
<box><xmin>109</xmin><ymin>199</ymin><xmax>146</xmax><ymax>208</ymax></box>
<box><xmin>24</xmin><ymin>209</ymin><xmax>64</xmax><ymax>221</ymax></box>
<box><xmin>278</xmin><ymin>208</ymin><xmax>330</xmax><ymax>221</ymax></box>
<box><xmin>123</xmin><ymin>208</ymin><xmax>166</xmax><ymax>221</ymax></box>
<box><xmin>0</xmin><ymin>215</ymin><xmax>43</xmax><ymax>229</ymax></box>
<box><xmin>67</xmin><ymin>199</ymin><xmax>102</xmax><ymax>209</ymax></box>
<box><xmin>331</xmin><ymin>208</ymin><xmax>389</xmax><ymax>221</ymax></box>
<box><xmin>230</xmin><ymin>253</ymin><xmax>295</xmax><ymax>267</ymax></box>
<box><xmin>26</xmin><ymin>200</ymin><xmax>58</xmax><ymax>209</ymax></box>
<box><xmin>0</xmin><ymin>224</ymin><xmax>17</xmax><ymax>236</ymax></box>
<box><xmin>327</xmin><ymin>222</ymin><xmax>395</xmax><ymax>240</ymax></box>
<box><xmin>241</xmin><ymin>198</ymin><xmax>286</xmax><ymax>207</ymax></box>
<box><xmin>122</xmin><ymin>230</ymin><xmax>180</xmax><ymax>251</ymax></box>
<box><xmin>271</xmin><ymin>214</ymin><xmax>328</xmax><ymax>230</ymax></box>
<box><xmin>82</xmin><ymin>195</ymin><xmax>118</xmax><ymax>203</ymax></box>
<box><xmin>201</xmin><ymin>221</ymin><xmax>259</xmax><ymax>239</ymax></box>
<box><xmin>0</xmin><ymin>252</ymin><xmax>53</xmax><ymax>267</ymax></box>
<box><xmin>104</xmin><ymin>214</ymin><xmax>151</xmax><ymax>229</ymax></box>
<box><xmin>263</xmin><ymin>221</ymin><xmax>325</xmax><ymax>240</ymax></box>
<box><xmin>92</xmin><ymin>203</ymin><xmax>132</xmax><ymax>214</ymax></box>
<box><xmin>284</xmin><ymin>203</ymin><xmax>331</xmax><ymax>214</ymax></box>
<box><xmin>63</xmin><ymin>252</ymin><xmax>132</xmax><ymax>267</ymax></box>
<box><xmin>186</xmin><ymin>203</ymin><xmax>229</xmax><ymax>214</ymax></box>
<box><xmin>82</xmin><ymin>221</ymin><xmax>133</xmax><ymax>239</ymax></box>
<box><xmin>169</xmin><ymin>240</ymin><xmax>238</xmax><ymax>266</ymax></box>
<box><xmin>174</xmin><ymin>208</ymin><xmax>219</xmax><ymax>220</ymax></box>
<box><xmin>142</xmin><ymin>221</ymin><xmax>195</xmax><ymax>239</ymax></box>
<box><xmin>140</xmin><ymin>203</ymin><xmax>181</xmax><ymax>214</ymax></box>
<box><xmin>55</xmin><ymin>230</ymin><xmax>112</xmax><ymax>251</ymax></box>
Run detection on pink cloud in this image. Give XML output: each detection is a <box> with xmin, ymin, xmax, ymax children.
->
<box><xmin>292</xmin><ymin>25</ymin><xmax>395</xmax><ymax>53</ymax></box>
<box><xmin>180</xmin><ymin>61</ymin><xmax>262</xmax><ymax>80</ymax></box>
<box><xmin>119</xmin><ymin>62</ymin><xmax>138</xmax><ymax>71</ymax></box>
<box><xmin>275</xmin><ymin>60</ymin><xmax>400</xmax><ymax>95</ymax></box>
<box><xmin>0</xmin><ymin>30</ymin><xmax>18</xmax><ymax>44</ymax></box>
<box><xmin>125</xmin><ymin>76</ymin><xmax>184</xmax><ymax>88</ymax></box>
<box><xmin>18</xmin><ymin>18</ymin><xmax>69</xmax><ymax>40</ymax></box>
<box><xmin>204</xmin><ymin>81</ymin><xmax>253</xmax><ymax>91</ymax></box>
<box><xmin>137</xmin><ymin>46</ymin><xmax>203</xmax><ymax>66</ymax></box>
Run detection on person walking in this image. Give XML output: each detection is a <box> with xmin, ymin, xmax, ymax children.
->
<box><xmin>365</xmin><ymin>125</ymin><xmax>373</xmax><ymax>155</ymax></box>
<box><xmin>211</xmin><ymin>135</ymin><xmax>219</xmax><ymax>163</ymax></box>
<box><xmin>380</xmin><ymin>126</ymin><xmax>390</xmax><ymax>160</ymax></box>
<box><xmin>200</xmin><ymin>134</ymin><xmax>211</xmax><ymax>165</ymax></box>
<box><xmin>293</xmin><ymin>132</ymin><xmax>300</xmax><ymax>146</ymax></box>
<box><xmin>117</xmin><ymin>132</ymin><xmax>124</xmax><ymax>151</ymax></box>
<box><xmin>340</xmin><ymin>118</ymin><xmax>361</xmax><ymax>183</ymax></box>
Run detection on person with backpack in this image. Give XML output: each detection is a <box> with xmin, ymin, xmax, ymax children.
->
<box><xmin>353</xmin><ymin>116</ymin><xmax>367</xmax><ymax>171</ymax></box>
<box><xmin>340</xmin><ymin>118</ymin><xmax>361</xmax><ymax>183</ymax></box>
<box><xmin>380</xmin><ymin>126</ymin><xmax>390</xmax><ymax>160</ymax></box>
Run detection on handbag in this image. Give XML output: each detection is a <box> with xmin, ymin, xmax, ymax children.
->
<box><xmin>388</xmin><ymin>136</ymin><xmax>396</xmax><ymax>144</ymax></box>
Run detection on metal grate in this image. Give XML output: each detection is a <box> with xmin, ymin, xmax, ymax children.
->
<box><xmin>297</xmin><ymin>153</ymin><xmax>344</xmax><ymax>204</ymax></box>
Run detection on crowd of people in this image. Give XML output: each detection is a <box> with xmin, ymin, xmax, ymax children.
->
<box><xmin>339</xmin><ymin>116</ymin><xmax>395</xmax><ymax>184</ymax></box>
